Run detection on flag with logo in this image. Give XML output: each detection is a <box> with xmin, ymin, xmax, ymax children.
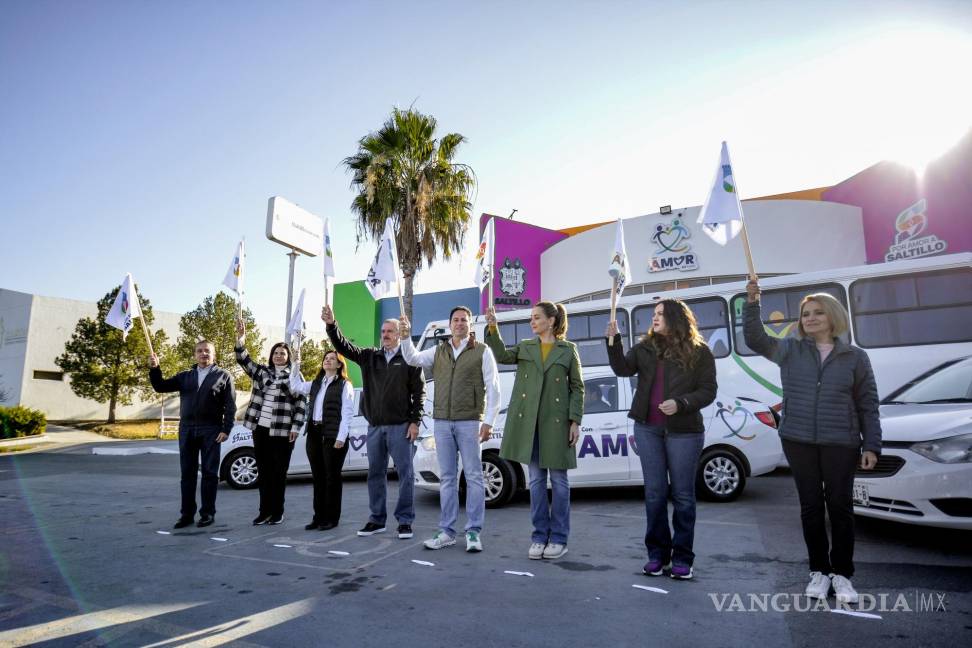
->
<box><xmin>697</xmin><ymin>141</ymin><xmax>744</xmax><ymax>246</ymax></box>
<box><xmin>322</xmin><ymin>218</ymin><xmax>335</xmax><ymax>278</ymax></box>
<box><xmin>608</xmin><ymin>218</ymin><xmax>628</xmax><ymax>296</ymax></box>
<box><xmin>364</xmin><ymin>218</ymin><xmax>399</xmax><ymax>299</ymax></box>
<box><xmin>473</xmin><ymin>217</ymin><xmax>495</xmax><ymax>290</ymax></box>
<box><xmin>105</xmin><ymin>273</ymin><xmax>143</xmax><ymax>340</ymax></box>
<box><xmin>286</xmin><ymin>288</ymin><xmax>306</xmax><ymax>340</ymax></box>
<box><xmin>222</xmin><ymin>239</ymin><xmax>245</xmax><ymax>294</ymax></box>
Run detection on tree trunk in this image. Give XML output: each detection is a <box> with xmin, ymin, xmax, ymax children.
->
<box><xmin>402</xmin><ymin>269</ymin><xmax>415</xmax><ymax>325</ymax></box>
<box><xmin>108</xmin><ymin>392</ymin><xmax>116</xmax><ymax>424</ymax></box>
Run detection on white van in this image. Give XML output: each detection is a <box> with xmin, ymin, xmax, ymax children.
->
<box><xmin>218</xmin><ymin>387</ymin><xmax>435</xmax><ymax>488</ymax></box>
<box><xmin>413</xmin><ymin>253</ymin><xmax>972</xmax><ymax>507</ymax></box>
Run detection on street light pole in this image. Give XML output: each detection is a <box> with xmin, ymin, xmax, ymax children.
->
<box><xmin>285</xmin><ymin>249</ymin><xmax>298</xmax><ymax>344</ymax></box>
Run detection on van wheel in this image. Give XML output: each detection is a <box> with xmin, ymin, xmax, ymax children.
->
<box><xmin>697</xmin><ymin>449</ymin><xmax>746</xmax><ymax>502</ymax></box>
<box><xmin>461</xmin><ymin>453</ymin><xmax>516</xmax><ymax>508</ymax></box>
<box><xmin>223</xmin><ymin>449</ymin><xmax>259</xmax><ymax>489</ymax></box>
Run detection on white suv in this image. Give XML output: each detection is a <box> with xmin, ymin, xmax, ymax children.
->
<box><xmin>414</xmin><ymin>365</ymin><xmax>783</xmax><ymax>507</ymax></box>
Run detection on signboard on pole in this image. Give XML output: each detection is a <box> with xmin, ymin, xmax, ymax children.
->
<box><xmin>265</xmin><ymin>196</ymin><xmax>323</xmax><ymax>257</ymax></box>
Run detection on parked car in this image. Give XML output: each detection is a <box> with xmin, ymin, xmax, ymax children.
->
<box><xmin>414</xmin><ymin>366</ymin><xmax>783</xmax><ymax>507</ymax></box>
<box><xmin>219</xmin><ymin>386</ymin><xmax>434</xmax><ymax>488</ymax></box>
<box><xmin>853</xmin><ymin>356</ymin><xmax>972</xmax><ymax>530</ymax></box>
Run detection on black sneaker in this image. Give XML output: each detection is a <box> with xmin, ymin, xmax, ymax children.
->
<box><xmin>318</xmin><ymin>521</ymin><xmax>338</xmax><ymax>531</ymax></box>
<box><xmin>305</xmin><ymin>521</ymin><xmax>320</xmax><ymax>530</ymax></box>
<box><xmin>397</xmin><ymin>524</ymin><xmax>413</xmax><ymax>539</ymax></box>
<box><xmin>268</xmin><ymin>514</ymin><xmax>284</xmax><ymax>525</ymax></box>
<box><xmin>196</xmin><ymin>515</ymin><xmax>214</xmax><ymax>528</ymax></box>
<box><xmin>173</xmin><ymin>517</ymin><xmax>194</xmax><ymax>529</ymax></box>
<box><xmin>252</xmin><ymin>514</ymin><xmax>272</xmax><ymax>526</ymax></box>
<box><xmin>357</xmin><ymin>522</ymin><xmax>386</xmax><ymax>536</ymax></box>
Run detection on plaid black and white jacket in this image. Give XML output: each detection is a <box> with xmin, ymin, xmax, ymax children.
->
<box><xmin>235</xmin><ymin>344</ymin><xmax>307</xmax><ymax>438</ymax></box>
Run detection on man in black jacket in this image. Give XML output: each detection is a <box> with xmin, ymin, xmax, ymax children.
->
<box><xmin>322</xmin><ymin>305</ymin><xmax>425</xmax><ymax>540</ymax></box>
<box><xmin>149</xmin><ymin>340</ymin><xmax>236</xmax><ymax>529</ymax></box>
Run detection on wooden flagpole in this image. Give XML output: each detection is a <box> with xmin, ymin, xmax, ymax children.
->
<box><xmin>739</xmin><ymin>216</ymin><xmax>758</xmax><ymax>281</ymax></box>
<box><xmin>608</xmin><ymin>277</ymin><xmax>617</xmax><ymax>347</ymax></box>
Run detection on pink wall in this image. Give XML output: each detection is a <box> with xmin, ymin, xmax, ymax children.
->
<box><xmin>478</xmin><ymin>214</ymin><xmax>568</xmax><ymax>313</ymax></box>
<box><xmin>823</xmin><ymin>132</ymin><xmax>972</xmax><ymax>264</ymax></box>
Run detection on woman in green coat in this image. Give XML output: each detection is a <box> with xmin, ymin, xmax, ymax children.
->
<box><xmin>485</xmin><ymin>301</ymin><xmax>584</xmax><ymax>560</ymax></box>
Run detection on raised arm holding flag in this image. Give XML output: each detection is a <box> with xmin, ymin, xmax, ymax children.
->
<box><xmin>697</xmin><ymin>141</ymin><xmax>757</xmax><ymax>280</ymax></box>
<box><xmin>607</xmin><ymin>218</ymin><xmax>628</xmax><ymax>347</ymax></box>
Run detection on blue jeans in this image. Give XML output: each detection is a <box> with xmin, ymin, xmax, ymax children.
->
<box><xmin>366</xmin><ymin>423</ymin><xmax>416</xmax><ymax>525</ymax></box>
<box><xmin>634</xmin><ymin>424</ymin><xmax>704</xmax><ymax>566</ymax></box>
<box><xmin>178</xmin><ymin>423</ymin><xmax>221</xmax><ymax>518</ymax></box>
<box><xmin>528</xmin><ymin>431</ymin><xmax>570</xmax><ymax>545</ymax></box>
<box><xmin>433</xmin><ymin>420</ymin><xmax>484</xmax><ymax>537</ymax></box>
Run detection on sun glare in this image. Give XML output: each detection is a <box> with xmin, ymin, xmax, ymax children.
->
<box><xmin>862</xmin><ymin>26</ymin><xmax>972</xmax><ymax>176</ymax></box>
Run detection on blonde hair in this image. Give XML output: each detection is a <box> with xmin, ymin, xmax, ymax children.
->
<box><xmin>797</xmin><ymin>293</ymin><xmax>849</xmax><ymax>339</ymax></box>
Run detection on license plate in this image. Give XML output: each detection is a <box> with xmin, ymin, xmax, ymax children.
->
<box><xmin>853</xmin><ymin>482</ymin><xmax>869</xmax><ymax>507</ymax></box>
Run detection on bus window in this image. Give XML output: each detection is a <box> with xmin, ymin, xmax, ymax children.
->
<box><xmin>851</xmin><ymin>268</ymin><xmax>972</xmax><ymax>348</ymax></box>
<box><xmin>632</xmin><ymin>298</ymin><xmax>730</xmax><ymax>358</ymax></box>
<box><xmin>731</xmin><ymin>283</ymin><xmax>848</xmax><ymax>356</ymax></box>
<box><xmin>566</xmin><ymin>310</ymin><xmax>630</xmax><ymax>368</ymax></box>
<box><xmin>495</xmin><ymin>319</ymin><xmax>531</xmax><ymax>372</ymax></box>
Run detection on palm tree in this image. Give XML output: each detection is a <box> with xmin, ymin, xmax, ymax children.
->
<box><xmin>343</xmin><ymin>107</ymin><xmax>476</xmax><ymax>320</ymax></box>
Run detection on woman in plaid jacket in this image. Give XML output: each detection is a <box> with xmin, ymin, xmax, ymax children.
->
<box><xmin>236</xmin><ymin>319</ymin><xmax>308</xmax><ymax>525</ymax></box>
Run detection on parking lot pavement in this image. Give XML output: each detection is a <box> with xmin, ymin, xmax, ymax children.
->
<box><xmin>0</xmin><ymin>444</ymin><xmax>969</xmax><ymax>648</ymax></box>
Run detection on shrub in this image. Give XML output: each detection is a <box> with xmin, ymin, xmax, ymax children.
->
<box><xmin>0</xmin><ymin>406</ymin><xmax>47</xmax><ymax>439</ymax></box>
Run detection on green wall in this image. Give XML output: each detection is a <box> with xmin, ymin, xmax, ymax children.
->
<box><xmin>332</xmin><ymin>281</ymin><xmax>378</xmax><ymax>387</ymax></box>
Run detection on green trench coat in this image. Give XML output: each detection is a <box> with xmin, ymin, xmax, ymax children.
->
<box><xmin>485</xmin><ymin>329</ymin><xmax>584</xmax><ymax>470</ymax></box>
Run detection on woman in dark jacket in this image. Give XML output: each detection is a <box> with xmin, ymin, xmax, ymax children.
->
<box><xmin>235</xmin><ymin>319</ymin><xmax>307</xmax><ymax>526</ymax></box>
<box><xmin>290</xmin><ymin>349</ymin><xmax>356</xmax><ymax>531</ymax></box>
<box><xmin>606</xmin><ymin>299</ymin><xmax>717</xmax><ymax>580</ymax></box>
<box><xmin>744</xmin><ymin>280</ymin><xmax>881</xmax><ymax>605</ymax></box>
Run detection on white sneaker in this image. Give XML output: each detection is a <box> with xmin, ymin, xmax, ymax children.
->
<box><xmin>528</xmin><ymin>542</ymin><xmax>546</xmax><ymax>560</ymax></box>
<box><xmin>423</xmin><ymin>531</ymin><xmax>456</xmax><ymax>550</ymax></box>
<box><xmin>805</xmin><ymin>571</ymin><xmax>831</xmax><ymax>600</ymax></box>
<box><xmin>542</xmin><ymin>543</ymin><xmax>568</xmax><ymax>559</ymax></box>
<box><xmin>830</xmin><ymin>574</ymin><xmax>859</xmax><ymax>604</ymax></box>
<box><xmin>465</xmin><ymin>531</ymin><xmax>483</xmax><ymax>553</ymax></box>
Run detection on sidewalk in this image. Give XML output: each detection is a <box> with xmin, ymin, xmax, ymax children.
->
<box><xmin>0</xmin><ymin>424</ymin><xmax>117</xmax><ymax>454</ymax></box>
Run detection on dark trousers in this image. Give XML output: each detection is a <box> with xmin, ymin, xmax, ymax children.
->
<box><xmin>178</xmin><ymin>423</ymin><xmax>221</xmax><ymax>518</ymax></box>
<box><xmin>253</xmin><ymin>426</ymin><xmax>295</xmax><ymax>517</ymax></box>
<box><xmin>306</xmin><ymin>428</ymin><xmax>350</xmax><ymax>524</ymax></box>
<box><xmin>634</xmin><ymin>424</ymin><xmax>705</xmax><ymax>566</ymax></box>
<box><xmin>782</xmin><ymin>439</ymin><xmax>860</xmax><ymax>578</ymax></box>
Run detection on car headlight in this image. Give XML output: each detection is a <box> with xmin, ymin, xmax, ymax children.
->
<box><xmin>910</xmin><ymin>432</ymin><xmax>972</xmax><ymax>464</ymax></box>
<box><xmin>421</xmin><ymin>436</ymin><xmax>436</xmax><ymax>452</ymax></box>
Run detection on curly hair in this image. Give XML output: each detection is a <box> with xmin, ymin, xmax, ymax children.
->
<box><xmin>641</xmin><ymin>299</ymin><xmax>706</xmax><ymax>368</ymax></box>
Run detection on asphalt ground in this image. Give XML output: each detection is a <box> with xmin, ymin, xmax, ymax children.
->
<box><xmin>0</xmin><ymin>440</ymin><xmax>969</xmax><ymax>648</ymax></box>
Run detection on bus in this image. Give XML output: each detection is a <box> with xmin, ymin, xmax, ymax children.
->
<box><xmin>413</xmin><ymin>252</ymin><xmax>972</xmax><ymax>506</ymax></box>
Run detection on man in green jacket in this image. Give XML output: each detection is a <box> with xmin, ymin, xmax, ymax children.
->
<box><xmin>400</xmin><ymin>306</ymin><xmax>501</xmax><ymax>553</ymax></box>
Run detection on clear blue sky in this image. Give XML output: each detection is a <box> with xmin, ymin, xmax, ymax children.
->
<box><xmin>2</xmin><ymin>0</ymin><xmax>970</xmax><ymax>328</ymax></box>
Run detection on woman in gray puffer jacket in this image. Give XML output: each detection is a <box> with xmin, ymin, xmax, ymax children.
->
<box><xmin>744</xmin><ymin>280</ymin><xmax>881</xmax><ymax>606</ymax></box>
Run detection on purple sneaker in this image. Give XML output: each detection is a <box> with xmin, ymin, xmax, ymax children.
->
<box><xmin>670</xmin><ymin>564</ymin><xmax>694</xmax><ymax>580</ymax></box>
<box><xmin>642</xmin><ymin>559</ymin><xmax>669</xmax><ymax>576</ymax></box>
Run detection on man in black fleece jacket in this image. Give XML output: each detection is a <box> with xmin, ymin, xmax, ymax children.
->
<box><xmin>149</xmin><ymin>339</ymin><xmax>236</xmax><ymax>529</ymax></box>
<box><xmin>322</xmin><ymin>305</ymin><xmax>425</xmax><ymax>539</ymax></box>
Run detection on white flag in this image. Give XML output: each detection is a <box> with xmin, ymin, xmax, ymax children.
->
<box><xmin>322</xmin><ymin>218</ymin><xmax>335</xmax><ymax>278</ymax></box>
<box><xmin>473</xmin><ymin>217</ymin><xmax>495</xmax><ymax>290</ymax></box>
<box><xmin>608</xmin><ymin>218</ymin><xmax>628</xmax><ymax>296</ymax></box>
<box><xmin>286</xmin><ymin>288</ymin><xmax>306</xmax><ymax>340</ymax></box>
<box><xmin>697</xmin><ymin>141</ymin><xmax>745</xmax><ymax>246</ymax></box>
<box><xmin>364</xmin><ymin>218</ymin><xmax>399</xmax><ymax>299</ymax></box>
<box><xmin>105</xmin><ymin>273</ymin><xmax>143</xmax><ymax>340</ymax></box>
<box><xmin>222</xmin><ymin>239</ymin><xmax>245</xmax><ymax>294</ymax></box>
